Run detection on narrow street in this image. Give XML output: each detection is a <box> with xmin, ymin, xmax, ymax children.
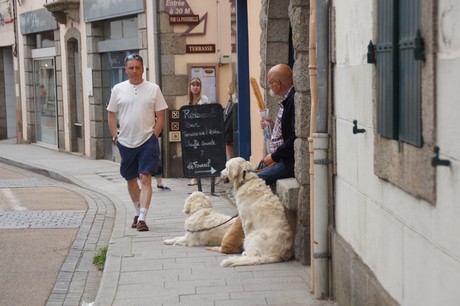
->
<box><xmin>0</xmin><ymin>162</ymin><xmax>106</xmax><ymax>306</ymax></box>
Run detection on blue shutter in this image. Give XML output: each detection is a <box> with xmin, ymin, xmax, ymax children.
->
<box><xmin>376</xmin><ymin>0</ymin><xmax>397</xmax><ymax>138</ymax></box>
<box><xmin>398</xmin><ymin>0</ymin><xmax>422</xmax><ymax>147</ymax></box>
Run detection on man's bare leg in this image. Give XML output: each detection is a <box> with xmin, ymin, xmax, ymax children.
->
<box><xmin>127</xmin><ymin>174</ymin><xmax>152</xmax><ymax>231</ymax></box>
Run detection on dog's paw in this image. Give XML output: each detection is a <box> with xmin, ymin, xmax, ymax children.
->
<box><xmin>164</xmin><ymin>237</ymin><xmax>188</xmax><ymax>246</ymax></box>
<box><xmin>206</xmin><ymin>246</ymin><xmax>222</xmax><ymax>253</ymax></box>
<box><xmin>220</xmin><ymin>256</ymin><xmax>239</xmax><ymax>267</ymax></box>
<box><xmin>220</xmin><ymin>258</ymin><xmax>233</xmax><ymax>267</ymax></box>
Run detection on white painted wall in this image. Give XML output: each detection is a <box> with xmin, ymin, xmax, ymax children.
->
<box><xmin>332</xmin><ymin>0</ymin><xmax>460</xmax><ymax>305</ymax></box>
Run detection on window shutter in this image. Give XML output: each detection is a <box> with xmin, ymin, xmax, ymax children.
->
<box><xmin>398</xmin><ymin>0</ymin><xmax>423</xmax><ymax>147</ymax></box>
<box><xmin>376</xmin><ymin>0</ymin><xmax>397</xmax><ymax>138</ymax></box>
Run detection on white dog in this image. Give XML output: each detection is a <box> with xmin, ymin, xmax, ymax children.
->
<box><xmin>219</xmin><ymin>157</ymin><xmax>294</xmax><ymax>267</ymax></box>
<box><xmin>163</xmin><ymin>191</ymin><xmax>237</xmax><ymax>247</ymax></box>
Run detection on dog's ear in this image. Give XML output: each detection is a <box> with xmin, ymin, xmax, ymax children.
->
<box><xmin>201</xmin><ymin>194</ymin><xmax>213</xmax><ymax>209</ymax></box>
<box><xmin>184</xmin><ymin>191</ymin><xmax>204</xmax><ymax>214</ymax></box>
<box><xmin>227</xmin><ymin>160</ymin><xmax>241</xmax><ymax>182</ymax></box>
<box><xmin>243</xmin><ymin>160</ymin><xmax>254</xmax><ymax>172</ymax></box>
<box><xmin>227</xmin><ymin>164</ymin><xmax>236</xmax><ymax>182</ymax></box>
<box><xmin>183</xmin><ymin>199</ymin><xmax>192</xmax><ymax>214</ymax></box>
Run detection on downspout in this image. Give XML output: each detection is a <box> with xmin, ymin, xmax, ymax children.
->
<box><xmin>217</xmin><ymin>0</ymin><xmax>221</xmax><ymax>65</ymax></box>
<box><xmin>152</xmin><ymin>0</ymin><xmax>160</xmax><ymax>84</ymax></box>
<box><xmin>308</xmin><ymin>0</ymin><xmax>317</xmax><ymax>293</ymax></box>
<box><xmin>12</xmin><ymin>0</ymin><xmax>23</xmax><ymax>143</ymax></box>
<box><xmin>313</xmin><ymin>0</ymin><xmax>330</xmax><ymax>300</ymax></box>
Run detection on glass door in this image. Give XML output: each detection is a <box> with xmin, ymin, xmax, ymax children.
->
<box><xmin>34</xmin><ymin>58</ymin><xmax>57</xmax><ymax>145</ymax></box>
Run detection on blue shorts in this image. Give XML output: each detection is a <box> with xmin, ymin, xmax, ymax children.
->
<box><xmin>117</xmin><ymin>135</ymin><xmax>160</xmax><ymax>181</ymax></box>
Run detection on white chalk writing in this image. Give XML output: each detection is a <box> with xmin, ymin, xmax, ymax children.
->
<box><xmin>187</xmin><ymin>159</ymin><xmax>211</xmax><ymax>170</ymax></box>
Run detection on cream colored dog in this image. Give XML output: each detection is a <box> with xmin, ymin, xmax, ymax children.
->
<box><xmin>219</xmin><ymin>157</ymin><xmax>294</xmax><ymax>267</ymax></box>
<box><xmin>163</xmin><ymin>191</ymin><xmax>237</xmax><ymax>247</ymax></box>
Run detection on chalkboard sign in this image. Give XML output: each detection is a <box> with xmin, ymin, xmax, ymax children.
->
<box><xmin>180</xmin><ymin>104</ymin><xmax>227</xmax><ymax>178</ymax></box>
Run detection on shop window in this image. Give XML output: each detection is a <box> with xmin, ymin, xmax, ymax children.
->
<box><xmin>36</xmin><ymin>31</ymin><xmax>55</xmax><ymax>48</ymax></box>
<box><xmin>103</xmin><ymin>16</ymin><xmax>138</xmax><ymax>40</ymax></box>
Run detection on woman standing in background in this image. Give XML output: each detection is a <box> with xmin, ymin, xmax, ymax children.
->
<box><xmin>187</xmin><ymin>77</ymin><xmax>211</xmax><ymax>186</ymax></box>
<box><xmin>224</xmin><ymin>82</ymin><xmax>235</xmax><ymax>159</ymax></box>
<box><xmin>188</xmin><ymin>77</ymin><xmax>209</xmax><ymax>105</ymax></box>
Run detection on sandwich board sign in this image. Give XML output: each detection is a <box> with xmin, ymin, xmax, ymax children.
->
<box><xmin>180</xmin><ymin>104</ymin><xmax>226</xmax><ymax>182</ymax></box>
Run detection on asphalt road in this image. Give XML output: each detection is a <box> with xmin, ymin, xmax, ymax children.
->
<box><xmin>0</xmin><ymin>162</ymin><xmax>90</xmax><ymax>306</ymax></box>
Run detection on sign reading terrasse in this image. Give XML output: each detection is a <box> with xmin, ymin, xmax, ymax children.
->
<box><xmin>186</xmin><ymin>44</ymin><xmax>216</xmax><ymax>53</ymax></box>
<box><xmin>180</xmin><ymin>104</ymin><xmax>226</xmax><ymax>179</ymax></box>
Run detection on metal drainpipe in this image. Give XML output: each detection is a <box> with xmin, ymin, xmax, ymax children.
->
<box><xmin>12</xmin><ymin>0</ymin><xmax>23</xmax><ymax>143</ymax></box>
<box><xmin>152</xmin><ymin>0</ymin><xmax>160</xmax><ymax>83</ymax></box>
<box><xmin>313</xmin><ymin>0</ymin><xmax>330</xmax><ymax>299</ymax></box>
<box><xmin>308</xmin><ymin>0</ymin><xmax>318</xmax><ymax>293</ymax></box>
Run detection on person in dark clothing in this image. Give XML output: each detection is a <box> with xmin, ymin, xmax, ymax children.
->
<box><xmin>257</xmin><ymin>64</ymin><xmax>296</xmax><ymax>185</ymax></box>
<box><xmin>224</xmin><ymin>82</ymin><xmax>236</xmax><ymax>159</ymax></box>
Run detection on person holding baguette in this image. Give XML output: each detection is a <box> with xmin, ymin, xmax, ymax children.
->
<box><xmin>257</xmin><ymin>64</ymin><xmax>296</xmax><ymax>185</ymax></box>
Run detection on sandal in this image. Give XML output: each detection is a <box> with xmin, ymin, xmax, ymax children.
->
<box><xmin>188</xmin><ymin>178</ymin><xmax>198</xmax><ymax>186</ymax></box>
<box><xmin>157</xmin><ymin>184</ymin><xmax>171</xmax><ymax>191</ymax></box>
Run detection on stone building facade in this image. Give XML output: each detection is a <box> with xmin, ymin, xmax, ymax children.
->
<box><xmin>258</xmin><ymin>0</ymin><xmax>312</xmax><ymax>265</ymax></box>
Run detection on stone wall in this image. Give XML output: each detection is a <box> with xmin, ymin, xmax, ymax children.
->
<box><xmin>260</xmin><ymin>0</ymin><xmax>311</xmax><ymax>265</ymax></box>
<box><xmin>86</xmin><ymin>22</ymin><xmax>105</xmax><ymax>159</ymax></box>
<box><xmin>158</xmin><ymin>1</ymin><xmax>190</xmax><ymax>177</ymax></box>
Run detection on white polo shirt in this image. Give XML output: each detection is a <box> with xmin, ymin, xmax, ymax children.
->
<box><xmin>107</xmin><ymin>80</ymin><xmax>168</xmax><ymax>148</ymax></box>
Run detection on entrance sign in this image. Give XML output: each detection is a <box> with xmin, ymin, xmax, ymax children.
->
<box><xmin>180</xmin><ymin>104</ymin><xmax>226</xmax><ymax>179</ymax></box>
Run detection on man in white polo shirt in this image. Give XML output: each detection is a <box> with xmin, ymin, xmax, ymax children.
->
<box><xmin>107</xmin><ymin>53</ymin><xmax>168</xmax><ymax>231</ymax></box>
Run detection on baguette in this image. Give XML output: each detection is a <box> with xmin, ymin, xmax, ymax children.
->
<box><xmin>250</xmin><ymin>77</ymin><xmax>266</xmax><ymax>110</ymax></box>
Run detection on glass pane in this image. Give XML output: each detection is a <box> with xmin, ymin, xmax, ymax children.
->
<box><xmin>123</xmin><ymin>17</ymin><xmax>138</xmax><ymax>38</ymax></box>
<box><xmin>110</xmin><ymin>20</ymin><xmax>123</xmax><ymax>39</ymax></box>
<box><xmin>74</xmin><ymin>48</ymin><xmax>83</xmax><ymax>123</ymax></box>
<box><xmin>36</xmin><ymin>31</ymin><xmax>55</xmax><ymax>48</ymax></box>
<box><xmin>34</xmin><ymin>59</ymin><xmax>57</xmax><ymax>145</ymax></box>
<box><xmin>103</xmin><ymin>17</ymin><xmax>138</xmax><ymax>40</ymax></box>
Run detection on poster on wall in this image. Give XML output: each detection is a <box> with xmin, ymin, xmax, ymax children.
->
<box><xmin>190</xmin><ymin>66</ymin><xmax>217</xmax><ymax>103</ymax></box>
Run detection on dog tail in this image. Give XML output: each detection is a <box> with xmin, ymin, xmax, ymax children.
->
<box><xmin>221</xmin><ymin>255</ymin><xmax>282</xmax><ymax>267</ymax></box>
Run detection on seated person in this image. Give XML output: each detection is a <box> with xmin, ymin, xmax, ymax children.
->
<box><xmin>257</xmin><ymin>64</ymin><xmax>296</xmax><ymax>185</ymax></box>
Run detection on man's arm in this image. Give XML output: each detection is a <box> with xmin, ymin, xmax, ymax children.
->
<box><xmin>107</xmin><ymin>111</ymin><xmax>118</xmax><ymax>143</ymax></box>
<box><xmin>154</xmin><ymin>109</ymin><xmax>166</xmax><ymax>138</ymax></box>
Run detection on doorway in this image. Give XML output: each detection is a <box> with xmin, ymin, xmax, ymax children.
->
<box><xmin>1</xmin><ymin>48</ymin><xmax>16</xmax><ymax>139</ymax></box>
<box><xmin>34</xmin><ymin>58</ymin><xmax>57</xmax><ymax>145</ymax></box>
<box><xmin>67</xmin><ymin>39</ymin><xmax>84</xmax><ymax>153</ymax></box>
